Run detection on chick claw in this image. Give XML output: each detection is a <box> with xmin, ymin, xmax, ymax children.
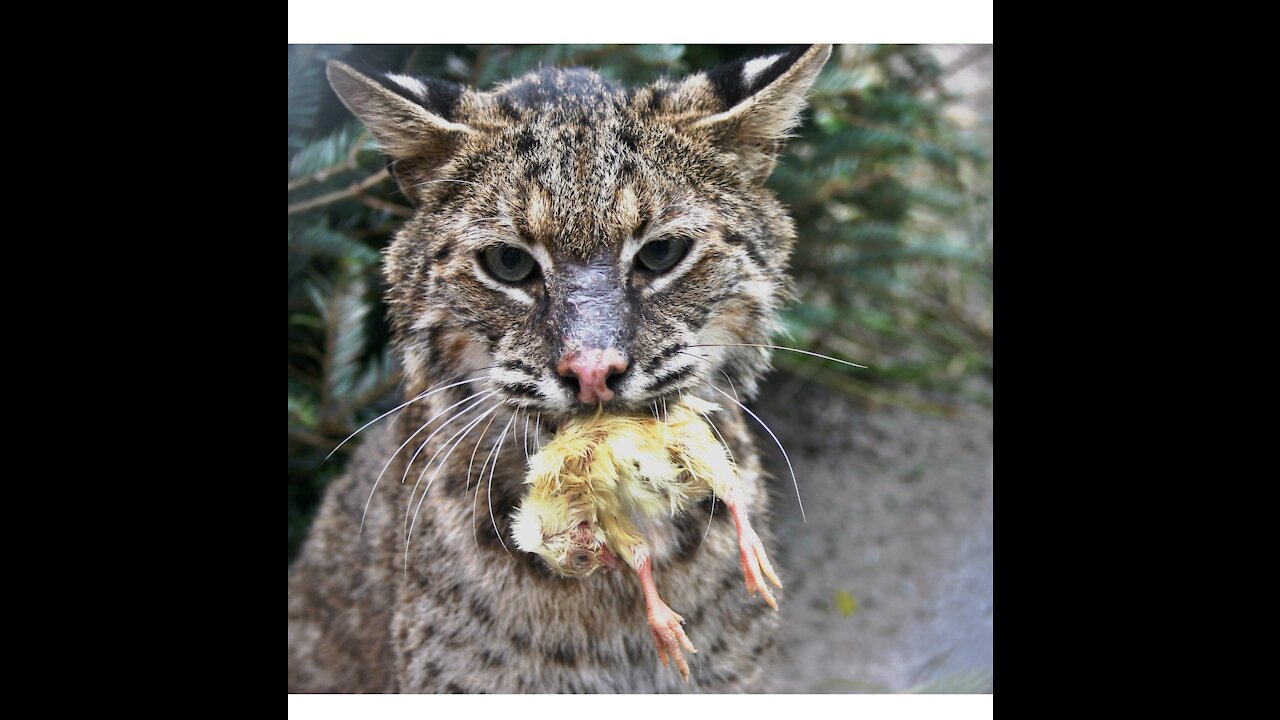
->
<box><xmin>738</xmin><ymin>526</ymin><xmax>782</xmax><ymax>610</ymax></box>
<box><xmin>647</xmin><ymin>600</ymin><xmax>698</xmax><ymax>682</ymax></box>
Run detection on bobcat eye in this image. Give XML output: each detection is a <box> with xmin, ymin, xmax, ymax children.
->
<box><xmin>481</xmin><ymin>245</ymin><xmax>537</xmax><ymax>283</ymax></box>
<box><xmin>636</xmin><ymin>237</ymin><xmax>689</xmax><ymax>273</ymax></box>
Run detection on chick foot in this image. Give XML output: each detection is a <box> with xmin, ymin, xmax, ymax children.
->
<box><xmin>737</xmin><ymin>526</ymin><xmax>782</xmax><ymax>610</ymax></box>
<box><xmin>647</xmin><ymin>597</ymin><xmax>697</xmax><ymax>681</ymax></box>
<box><xmin>727</xmin><ymin>492</ymin><xmax>782</xmax><ymax>610</ymax></box>
<box><xmin>635</xmin><ymin>555</ymin><xmax>698</xmax><ymax>682</ymax></box>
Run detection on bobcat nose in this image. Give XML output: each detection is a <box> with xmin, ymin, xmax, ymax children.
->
<box><xmin>556</xmin><ymin>348</ymin><xmax>629</xmax><ymax>405</ymax></box>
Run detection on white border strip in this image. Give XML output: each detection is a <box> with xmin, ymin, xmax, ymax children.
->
<box><xmin>288</xmin><ymin>2</ymin><xmax>995</xmax><ymax>43</ymax></box>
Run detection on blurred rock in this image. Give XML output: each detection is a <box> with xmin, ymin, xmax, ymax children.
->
<box><xmin>756</xmin><ymin>375</ymin><xmax>993</xmax><ymax>693</ymax></box>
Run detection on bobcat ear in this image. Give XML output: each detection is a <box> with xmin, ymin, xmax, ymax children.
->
<box><xmin>678</xmin><ymin>45</ymin><xmax>832</xmax><ymax>184</ymax></box>
<box><xmin>325</xmin><ymin>60</ymin><xmax>475</xmax><ymax>202</ymax></box>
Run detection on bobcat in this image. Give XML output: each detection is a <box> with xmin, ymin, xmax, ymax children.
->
<box><xmin>288</xmin><ymin>44</ymin><xmax>832</xmax><ymax>693</ymax></box>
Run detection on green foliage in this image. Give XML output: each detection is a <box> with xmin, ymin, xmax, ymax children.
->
<box><xmin>286</xmin><ymin>44</ymin><xmax>993</xmax><ymax>561</ymax></box>
<box><xmin>772</xmin><ymin>45</ymin><xmax>992</xmax><ymax>409</ymax></box>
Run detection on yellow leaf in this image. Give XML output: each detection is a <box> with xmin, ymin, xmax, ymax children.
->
<box><xmin>834</xmin><ymin>589</ymin><xmax>858</xmax><ymax>617</ymax></box>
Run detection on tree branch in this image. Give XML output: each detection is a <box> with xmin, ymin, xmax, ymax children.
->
<box><xmin>287</xmin><ymin>159</ymin><xmax>358</xmax><ymax>193</ymax></box>
<box><xmin>357</xmin><ymin>194</ymin><xmax>413</xmax><ymax>217</ymax></box>
<box><xmin>351</xmin><ymin>369</ymin><xmax>405</xmax><ymax>412</ymax></box>
<box><xmin>469</xmin><ymin>45</ymin><xmax>492</xmax><ymax>87</ymax></box>
<box><xmin>562</xmin><ymin>45</ymin><xmax>619</xmax><ymax>67</ymax></box>
<box><xmin>288</xmin><ymin>427</ymin><xmax>333</xmax><ymax>449</ymax></box>
<box><xmin>288</xmin><ymin>169</ymin><xmax>391</xmax><ymax>215</ymax></box>
<box><xmin>941</xmin><ymin>45</ymin><xmax>991</xmax><ymax>80</ymax></box>
<box><xmin>403</xmin><ymin>47</ymin><xmax>421</xmax><ymax>73</ymax></box>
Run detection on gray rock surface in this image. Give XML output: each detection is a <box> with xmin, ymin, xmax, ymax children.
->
<box><xmin>753</xmin><ymin>379</ymin><xmax>993</xmax><ymax>693</ymax></box>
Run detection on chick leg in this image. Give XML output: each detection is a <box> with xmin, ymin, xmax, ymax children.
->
<box><xmin>634</xmin><ymin>554</ymin><xmax>698</xmax><ymax>682</ymax></box>
<box><xmin>725</xmin><ymin>490</ymin><xmax>782</xmax><ymax>610</ymax></box>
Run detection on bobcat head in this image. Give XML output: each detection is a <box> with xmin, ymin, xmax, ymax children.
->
<box><xmin>327</xmin><ymin>45</ymin><xmax>831</xmax><ymax>421</ymax></box>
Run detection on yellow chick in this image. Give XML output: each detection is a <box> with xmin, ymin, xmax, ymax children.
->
<box><xmin>510</xmin><ymin>395</ymin><xmax>781</xmax><ymax>681</ymax></box>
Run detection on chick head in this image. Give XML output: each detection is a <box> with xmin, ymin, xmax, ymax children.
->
<box><xmin>511</xmin><ymin>494</ymin><xmax>618</xmax><ymax>578</ymax></box>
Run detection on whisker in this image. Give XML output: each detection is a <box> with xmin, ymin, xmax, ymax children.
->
<box><xmin>683</xmin><ymin>384</ymin><xmax>718</xmax><ymax>548</ymax></box>
<box><xmin>534</xmin><ymin>412</ymin><xmax>542</xmax><ymax>452</ymax></box>
<box><xmin>522</xmin><ymin>413</ymin><xmax>531</xmax><ymax>465</ymax></box>
<box><xmin>364</xmin><ymin>415</ymin><xmax>432</xmax><ymax>533</ymax></box>
<box><xmin>662</xmin><ymin>398</ymin><xmax>669</xmax><ymax>453</ymax></box>
<box><xmin>398</xmin><ymin>391</ymin><xmax>493</xmax><ymax>487</ymax></box>
<box><xmin>413</xmin><ymin>402</ymin><xmax>501</xmax><ymax>499</ymax></box>
<box><xmin>488</xmin><ymin>415</ymin><xmax>518</xmax><ymax>557</ymax></box>
<box><xmin>464</xmin><ymin>411</ymin><xmax>500</xmax><ymax>499</ymax></box>
<box><xmin>649</xmin><ymin>401</ymin><xmax>664</xmax><ymax>455</ymax></box>
<box><xmin>382</xmin><ymin>373</ymin><xmax>409</xmax><ymax>428</ymax></box>
<box><xmin>473</xmin><ymin>414</ymin><xmax>510</xmax><ymax>551</ymax></box>
<box><xmin>688</xmin><ymin>343</ymin><xmax>867</xmax><ymax>370</ymax></box>
<box><xmin>698</xmin><ymin>409</ymin><xmax>736</xmax><ymax>549</ymax></box>
<box><xmin>359</xmin><ymin>386</ymin><xmax>493</xmax><ymax>534</ymax></box>
<box><xmin>404</xmin><ymin>403</ymin><xmax>502</xmax><ymax>571</ymax></box>
<box><xmin>674</xmin><ymin>350</ymin><xmax>740</xmax><ymax>404</ymax></box>
<box><xmin>707</xmin><ymin>384</ymin><xmax>806</xmax><ymax>523</ymax></box>
<box><xmin>722</xmin><ymin>373</ymin><xmax>740</xmax><ymax>405</ymax></box>
<box><xmin>401</xmin><ymin>397</ymin><xmax>496</xmax><ymax>536</ymax></box>
<box><xmin>397</xmin><ymin>177</ymin><xmax>485</xmax><ymax>195</ymax></box>
<box><xmin>325</xmin><ymin>374</ymin><xmax>489</xmax><ymax>463</ymax></box>
<box><xmin>389</xmin><ymin>364</ymin><xmax>498</xmax><ymax>431</ymax></box>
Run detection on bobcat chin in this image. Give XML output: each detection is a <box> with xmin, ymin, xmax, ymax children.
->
<box><xmin>288</xmin><ymin>44</ymin><xmax>832</xmax><ymax>693</ymax></box>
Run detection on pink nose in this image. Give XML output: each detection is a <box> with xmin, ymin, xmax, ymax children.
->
<box><xmin>556</xmin><ymin>348</ymin><xmax>629</xmax><ymax>405</ymax></box>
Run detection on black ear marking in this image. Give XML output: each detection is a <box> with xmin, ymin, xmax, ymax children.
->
<box><xmin>379</xmin><ymin>72</ymin><xmax>466</xmax><ymax>122</ymax></box>
<box><xmin>681</xmin><ymin>44</ymin><xmax>833</xmax><ymax>184</ymax></box>
<box><xmin>705</xmin><ymin>45</ymin><xmax>812</xmax><ymax>110</ymax></box>
<box><xmin>330</xmin><ymin>60</ymin><xmax>468</xmax><ymax>121</ymax></box>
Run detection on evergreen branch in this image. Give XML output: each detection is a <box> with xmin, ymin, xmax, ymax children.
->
<box><xmin>289</xmin><ymin>222</ymin><xmax>379</xmax><ymax>263</ymax></box>
<box><xmin>817</xmin><ymin>169</ymin><xmax>895</xmax><ymax>202</ymax></box>
<box><xmin>288</xmin><ymin>364</ymin><xmax>322</xmax><ymax>391</ymax></box>
<box><xmin>469</xmin><ymin>45</ymin><xmax>492</xmax><ymax>87</ymax></box>
<box><xmin>349</xmin><ymin>368</ymin><xmax>405</xmax><ymax>414</ymax></box>
<box><xmin>403</xmin><ymin>47</ymin><xmax>421</xmax><ymax>73</ymax></box>
<box><xmin>289</xmin><ymin>427</ymin><xmax>332</xmax><ymax>448</ymax></box>
<box><xmin>288</xmin><ymin>122</ymin><xmax>372</xmax><ymax>192</ymax></box>
<box><xmin>287</xmin><ymin>159</ymin><xmax>358</xmax><ymax>192</ymax></box>
<box><xmin>838</xmin><ymin>113</ymin><xmax>932</xmax><ymax>147</ymax></box>
<box><xmin>347</xmin><ymin>130</ymin><xmax>370</xmax><ymax>167</ymax></box>
<box><xmin>903</xmin><ymin>287</ymin><xmax>993</xmax><ymax>343</ymax></box>
<box><xmin>353</xmin><ymin>221</ymin><xmax>400</xmax><ymax>238</ymax></box>
<box><xmin>319</xmin><ymin>269</ymin><xmax>371</xmax><ymax>406</ymax></box>
<box><xmin>289</xmin><ymin>46</ymin><xmax>317</xmax><ymax>95</ymax></box>
<box><xmin>941</xmin><ymin>45</ymin><xmax>991</xmax><ymax>81</ymax></box>
<box><xmin>288</xmin><ymin>169</ymin><xmax>392</xmax><ymax>215</ymax></box>
<box><xmin>918</xmin><ymin>45</ymin><xmax>992</xmax><ymax>102</ymax></box>
<box><xmin>288</xmin><ymin>343</ymin><xmax>325</xmax><ymax>361</ymax></box>
<box><xmin>318</xmin><ymin>279</ymin><xmax>338</xmax><ymax>412</ymax></box>
<box><xmin>357</xmin><ymin>194</ymin><xmax>413</xmax><ymax>217</ymax></box>
<box><xmin>563</xmin><ymin>45</ymin><xmax>618</xmax><ymax>67</ymax></box>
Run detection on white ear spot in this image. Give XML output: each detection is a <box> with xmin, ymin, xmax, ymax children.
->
<box><xmin>385</xmin><ymin>73</ymin><xmax>428</xmax><ymax>99</ymax></box>
<box><xmin>742</xmin><ymin>54</ymin><xmax>782</xmax><ymax>86</ymax></box>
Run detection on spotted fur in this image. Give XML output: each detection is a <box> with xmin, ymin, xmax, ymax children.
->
<box><xmin>289</xmin><ymin>45</ymin><xmax>831</xmax><ymax>693</ymax></box>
